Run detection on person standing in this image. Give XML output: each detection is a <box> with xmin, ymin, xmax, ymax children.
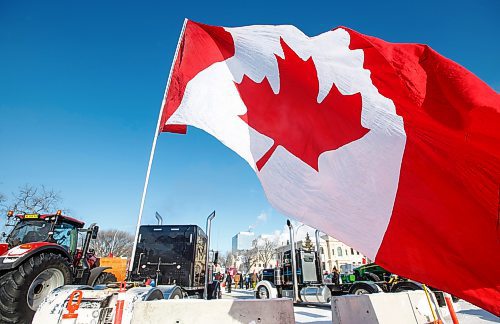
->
<box><xmin>245</xmin><ymin>274</ymin><xmax>250</xmax><ymax>289</ymax></box>
<box><xmin>225</xmin><ymin>271</ymin><xmax>232</xmax><ymax>293</ymax></box>
<box><xmin>332</xmin><ymin>267</ymin><xmax>340</xmax><ymax>285</ymax></box>
<box><xmin>234</xmin><ymin>273</ymin><xmax>240</xmax><ymax>289</ymax></box>
<box><xmin>251</xmin><ymin>272</ymin><xmax>257</xmax><ymax>289</ymax></box>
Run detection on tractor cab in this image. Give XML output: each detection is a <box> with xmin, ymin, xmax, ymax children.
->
<box><xmin>5</xmin><ymin>211</ymin><xmax>83</xmax><ymax>256</ymax></box>
<box><xmin>0</xmin><ymin>211</ymin><xmax>115</xmax><ymax>323</ymax></box>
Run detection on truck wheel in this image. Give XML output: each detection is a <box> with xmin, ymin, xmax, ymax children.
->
<box><xmin>349</xmin><ymin>282</ymin><xmax>378</xmax><ymax>295</ymax></box>
<box><xmin>256</xmin><ymin>286</ymin><xmax>270</xmax><ymax>299</ymax></box>
<box><xmin>94</xmin><ymin>272</ymin><xmax>117</xmax><ymax>285</ymax></box>
<box><xmin>0</xmin><ymin>253</ymin><xmax>72</xmax><ymax>324</ymax></box>
<box><xmin>391</xmin><ymin>281</ymin><xmax>422</xmax><ymax>292</ymax></box>
<box><xmin>169</xmin><ymin>289</ymin><xmax>183</xmax><ymax>299</ymax></box>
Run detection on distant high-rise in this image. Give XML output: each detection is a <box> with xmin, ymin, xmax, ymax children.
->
<box><xmin>231</xmin><ymin>231</ymin><xmax>254</xmax><ymax>252</ymax></box>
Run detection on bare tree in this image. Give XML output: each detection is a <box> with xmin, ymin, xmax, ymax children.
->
<box><xmin>217</xmin><ymin>253</ymin><xmax>226</xmax><ymax>267</ymax></box>
<box><xmin>90</xmin><ymin>230</ymin><xmax>134</xmax><ymax>258</ymax></box>
<box><xmin>224</xmin><ymin>251</ymin><xmax>236</xmax><ymax>268</ymax></box>
<box><xmin>240</xmin><ymin>248</ymin><xmax>258</xmax><ymax>272</ymax></box>
<box><xmin>1</xmin><ymin>184</ymin><xmax>63</xmax><ymax>214</ymax></box>
<box><xmin>256</xmin><ymin>238</ymin><xmax>277</xmax><ymax>268</ymax></box>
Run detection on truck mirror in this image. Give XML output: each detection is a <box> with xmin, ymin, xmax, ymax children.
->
<box><xmin>91</xmin><ymin>226</ymin><xmax>99</xmax><ymax>239</ymax></box>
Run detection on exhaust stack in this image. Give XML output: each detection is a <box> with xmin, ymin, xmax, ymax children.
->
<box><xmin>287</xmin><ymin>220</ymin><xmax>300</xmax><ymax>303</ymax></box>
<box><xmin>204</xmin><ymin>211</ymin><xmax>216</xmax><ymax>300</ymax></box>
<box><xmin>155</xmin><ymin>212</ymin><xmax>163</xmax><ymax>225</ymax></box>
<box><xmin>315</xmin><ymin>230</ymin><xmax>323</xmax><ymax>284</ymax></box>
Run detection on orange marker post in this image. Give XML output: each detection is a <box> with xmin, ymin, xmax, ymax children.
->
<box><xmin>114</xmin><ymin>281</ymin><xmax>127</xmax><ymax>324</ymax></box>
<box><xmin>444</xmin><ymin>293</ymin><xmax>460</xmax><ymax>324</ymax></box>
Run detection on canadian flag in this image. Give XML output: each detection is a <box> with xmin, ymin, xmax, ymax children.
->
<box><xmin>161</xmin><ymin>20</ymin><xmax>499</xmax><ymax>314</ymax></box>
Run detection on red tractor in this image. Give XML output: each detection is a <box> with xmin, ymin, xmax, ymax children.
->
<box><xmin>0</xmin><ymin>211</ymin><xmax>117</xmax><ymax>323</ymax></box>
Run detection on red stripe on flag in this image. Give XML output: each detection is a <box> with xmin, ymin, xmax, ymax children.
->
<box><xmin>160</xmin><ymin>20</ymin><xmax>235</xmax><ymax>133</ymax></box>
<box><xmin>346</xmin><ymin>27</ymin><xmax>500</xmax><ymax>315</ymax></box>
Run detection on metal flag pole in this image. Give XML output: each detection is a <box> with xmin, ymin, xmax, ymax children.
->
<box><xmin>128</xmin><ymin>18</ymin><xmax>188</xmax><ymax>273</ymax></box>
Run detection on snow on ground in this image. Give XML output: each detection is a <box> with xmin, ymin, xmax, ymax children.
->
<box><xmin>222</xmin><ymin>288</ymin><xmax>499</xmax><ymax>323</ymax></box>
<box><xmin>454</xmin><ymin>301</ymin><xmax>499</xmax><ymax>324</ymax></box>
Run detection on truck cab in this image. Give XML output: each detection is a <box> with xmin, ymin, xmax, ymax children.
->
<box><xmin>129</xmin><ymin>224</ymin><xmax>208</xmax><ymax>297</ymax></box>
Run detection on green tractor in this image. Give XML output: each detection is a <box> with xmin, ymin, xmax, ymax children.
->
<box><xmin>347</xmin><ymin>263</ymin><xmax>459</xmax><ymax>305</ymax></box>
<box><xmin>342</xmin><ymin>263</ymin><xmax>425</xmax><ymax>292</ymax></box>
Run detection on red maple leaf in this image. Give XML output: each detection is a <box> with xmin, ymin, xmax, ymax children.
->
<box><xmin>235</xmin><ymin>38</ymin><xmax>369</xmax><ymax>171</ymax></box>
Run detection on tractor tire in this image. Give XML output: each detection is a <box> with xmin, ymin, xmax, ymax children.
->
<box><xmin>94</xmin><ymin>272</ymin><xmax>118</xmax><ymax>285</ymax></box>
<box><xmin>364</xmin><ymin>272</ymin><xmax>381</xmax><ymax>282</ymax></box>
<box><xmin>0</xmin><ymin>253</ymin><xmax>72</xmax><ymax>324</ymax></box>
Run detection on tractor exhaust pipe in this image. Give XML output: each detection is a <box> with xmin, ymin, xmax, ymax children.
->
<box><xmin>155</xmin><ymin>212</ymin><xmax>163</xmax><ymax>225</ymax></box>
<box><xmin>315</xmin><ymin>230</ymin><xmax>323</xmax><ymax>284</ymax></box>
<box><xmin>204</xmin><ymin>211</ymin><xmax>216</xmax><ymax>300</ymax></box>
<box><xmin>287</xmin><ymin>220</ymin><xmax>300</xmax><ymax>303</ymax></box>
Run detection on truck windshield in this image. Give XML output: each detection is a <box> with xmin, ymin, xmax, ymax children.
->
<box><xmin>6</xmin><ymin>220</ymin><xmax>52</xmax><ymax>246</ymax></box>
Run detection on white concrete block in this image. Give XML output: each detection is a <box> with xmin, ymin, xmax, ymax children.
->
<box><xmin>131</xmin><ymin>298</ymin><xmax>295</xmax><ymax>324</ymax></box>
<box><xmin>332</xmin><ymin>291</ymin><xmax>446</xmax><ymax>324</ymax></box>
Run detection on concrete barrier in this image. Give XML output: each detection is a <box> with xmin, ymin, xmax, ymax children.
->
<box><xmin>131</xmin><ymin>298</ymin><xmax>294</xmax><ymax>324</ymax></box>
<box><xmin>332</xmin><ymin>291</ymin><xmax>445</xmax><ymax>324</ymax></box>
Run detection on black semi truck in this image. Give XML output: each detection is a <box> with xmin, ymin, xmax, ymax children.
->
<box><xmin>129</xmin><ymin>224</ymin><xmax>215</xmax><ymax>298</ymax></box>
<box><xmin>256</xmin><ymin>246</ymin><xmax>382</xmax><ymax>303</ymax></box>
<box><xmin>255</xmin><ymin>220</ymin><xmax>383</xmax><ymax>303</ymax></box>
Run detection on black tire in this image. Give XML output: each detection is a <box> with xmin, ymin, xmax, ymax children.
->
<box><xmin>145</xmin><ymin>289</ymin><xmax>164</xmax><ymax>301</ymax></box>
<box><xmin>349</xmin><ymin>282</ymin><xmax>378</xmax><ymax>295</ymax></box>
<box><xmin>364</xmin><ymin>272</ymin><xmax>381</xmax><ymax>282</ymax></box>
<box><xmin>391</xmin><ymin>281</ymin><xmax>423</xmax><ymax>293</ymax></box>
<box><xmin>0</xmin><ymin>253</ymin><xmax>72</xmax><ymax>324</ymax></box>
<box><xmin>94</xmin><ymin>272</ymin><xmax>117</xmax><ymax>285</ymax></box>
<box><xmin>169</xmin><ymin>288</ymin><xmax>183</xmax><ymax>299</ymax></box>
<box><xmin>256</xmin><ymin>285</ymin><xmax>270</xmax><ymax>299</ymax></box>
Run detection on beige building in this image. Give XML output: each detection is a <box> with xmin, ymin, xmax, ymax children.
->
<box><xmin>230</xmin><ymin>233</ymin><xmax>368</xmax><ymax>275</ymax></box>
<box><xmin>317</xmin><ymin>235</ymin><xmax>367</xmax><ymax>272</ymax></box>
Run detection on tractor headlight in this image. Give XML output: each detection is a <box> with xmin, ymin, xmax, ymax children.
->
<box><xmin>1</xmin><ymin>257</ymin><xmax>18</xmax><ymax>263</ymax></box>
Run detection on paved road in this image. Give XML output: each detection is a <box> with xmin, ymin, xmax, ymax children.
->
<box><xmin>222</xmin><ymin>288</ymin><xmax>499</xmax><ymax>323</ymax></box>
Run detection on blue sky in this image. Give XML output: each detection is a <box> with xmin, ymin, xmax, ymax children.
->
<box><xmin>0</xmin><ymin>0</ymin><xmax>498</xmax><ymax>252</ymax></box>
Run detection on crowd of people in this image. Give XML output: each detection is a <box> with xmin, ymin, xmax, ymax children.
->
<box><xmin>214</xmin><ymin>266</ymin><xmax>342</xmax><ymax>293</ymax></box>
<box><xmin>214</xmin><ymin>271</ymin><xmax>260</xmax><ymax>293</ymax></box>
